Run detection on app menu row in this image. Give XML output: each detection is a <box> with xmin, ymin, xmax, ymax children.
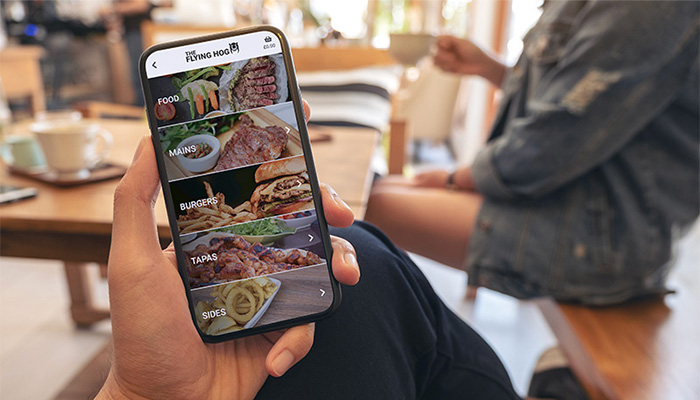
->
<box><xmin>149</xmin><ymin>53</ymin><xmax>288</xmax><ymax>128</ymax></box>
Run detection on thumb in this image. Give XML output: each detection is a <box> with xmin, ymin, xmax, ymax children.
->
<box><xmin>265</xmin><ymin>323</ymin><xmax>315</xmax><ymax>377</ymax></box>
<box><xmin>110</xmin><ymin>136</ymin><xmax>163</xmax><ymax>268</ymax></box>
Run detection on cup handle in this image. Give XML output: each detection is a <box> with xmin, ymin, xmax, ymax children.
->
<box><xmin>90</xmin><ymin>129</ymin><xmax>114</xmax><ymax>167</ymax></box>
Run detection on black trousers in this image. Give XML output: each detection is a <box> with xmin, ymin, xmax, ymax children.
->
<box><xmin>257</xmin><ymin>222</ymin><xmax>520</xmax><ymax>400</ymax></box>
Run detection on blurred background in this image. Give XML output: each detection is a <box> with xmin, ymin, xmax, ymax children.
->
<box><xmin>1</xmin><ymin>3</ymin><xmax>556</xmax><ymax>399</ymax></box>
<box><xmin>1</xmin><ymin>0</ymin><xmax>544</xmax><ymax>167</ymax></box>
<box><xmin>8</xmin><ymin>2</ymin><xmax>696</xmax><ymax>400</ymax></box>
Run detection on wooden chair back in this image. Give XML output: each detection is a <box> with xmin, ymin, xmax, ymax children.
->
<box><xmin>141</xmin><ymin>21</ymin><xmax>233</xmax><ymax>49</ymax></box>
<box><xmin>74</xmin><ymin>101</ymin><xmax>145</xmax><ymax>120</ymax></box>
<box><xmin>140</xmin><ymin>23</ymin><xmax>407</xmax><ymax>174</ymax></box>
<box><xmin>291</xmin><ymin>47</ymin><xmax>396</xmax><ymax>71</ymax></box>
<box><xmin>291</xmin><ymin>47</ymin><xmax>406</xmax><ymax>174</ymax></box>
<box><xmin>142</xmin><ymin>22</ymin><xmax>397</xmax><ymax>71</ymax></box>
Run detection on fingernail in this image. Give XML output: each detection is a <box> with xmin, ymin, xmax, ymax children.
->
<box><xmin>271</xmin><ymin>350</ymin><xmax>295</xmax><ymax>377</ymax></box>
<box><xmin>332</xmin><ymin>191</ymin><xmax>352</xmax><ymax>212</ymax></box>
<box><xmin>132</xmin><ymin>136</ymin><xmax>148</xmax><ymax>163</ymax></box>
<box><xmin>343</xmin><ymin>252</ymin><xmax>358</xmax><ymax>271</ymax></box>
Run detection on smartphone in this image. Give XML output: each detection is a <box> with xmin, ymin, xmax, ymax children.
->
<box><xmin>139</xmin><ymin>26</ymin><xmax>340</xmax><ymax>342</ymax></box>
<box><xmin>0</xmin><ymin>184</ymin><xmax>38</xmax><ymax>204</ymax></box>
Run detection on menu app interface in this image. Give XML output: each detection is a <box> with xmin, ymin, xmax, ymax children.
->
<box><xmin>144</xmin><ymin>30</ymin><xmax>333</xmax><ymax>337</ymax></box>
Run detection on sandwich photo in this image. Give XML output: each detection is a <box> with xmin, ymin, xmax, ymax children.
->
<box><xmin>251</xmin><ymin>156</ymin><xmax>314</xmax><ymax>218</ymax></box>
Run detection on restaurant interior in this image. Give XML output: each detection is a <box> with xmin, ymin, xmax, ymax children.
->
<box><xmin>0</xmin><ymin>1</ymin><xmax>698</xmax><ymax>399</ymax></box>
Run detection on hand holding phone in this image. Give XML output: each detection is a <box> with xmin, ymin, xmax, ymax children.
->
<box><xmin>101</xmin><ymin>132</ymin><xmax>358</xmax><ymax>399</ymax></box>
<box><xmin>139</xmin><ymin>26</ymin><xmax>343</xmax><ymax>342</ymax></box>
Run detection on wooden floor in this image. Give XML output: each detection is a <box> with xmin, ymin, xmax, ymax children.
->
<box><xmin>1</xmin><ymin>221</ymin><xmax>697</xmax><ymax>399</ymax></box>
<box><xmin>0</xmin><ymin>257</ymin><xmax>111</xmax><ymax>400</ymax></box>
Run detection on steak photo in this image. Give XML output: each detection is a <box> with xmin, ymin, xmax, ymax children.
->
<box><xmin>228</xmin><ymin>56</ymin><xmax>279</xmax><ymax>111</ymax></box>
<box><xmin>214</xmin><ymin>115</ymin><xmax>288</xmax><ymax>171</ymax></box>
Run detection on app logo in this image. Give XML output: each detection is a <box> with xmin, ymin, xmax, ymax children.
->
<box><xmin>184</xmin><ymin>42</ymin><xmax>239</xmax><ymax>63</ymax></box>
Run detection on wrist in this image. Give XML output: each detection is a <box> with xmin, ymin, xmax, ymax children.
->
<box><xmin>445</xmin><ymin>170</ymin><xmax>459</xmax><ymax>190</ymax></box>
<box><xmin>477</xmin><ymin>53</ymin><xmax>506</xmax><ymax>87</ymax></box>
<box><xmin>448</xmin><ymin>167</ymin><xmax>475</xmax><ymax>192</ymax></box>
<box><xmin>96</xmin><ymin>372</ymin><xmax>150</xmax><ymax>400</ymax></box>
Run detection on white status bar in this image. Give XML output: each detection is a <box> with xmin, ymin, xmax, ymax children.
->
<box><xmin>145</xmin><ymin>30</ymin><xmax>282</xmax><ymax>79</ymax></box>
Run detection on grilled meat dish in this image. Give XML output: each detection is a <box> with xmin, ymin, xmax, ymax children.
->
<box><xmin>214</xmin><ymin>115</ymin><xmax>288</xmax><ymax>171</ymax></box>
<box><xmin>228</xmin><ymin>56</ymin><xmax>279</xmax><ymax>111</ymax></box>
<box><xmin>185</xmin><ymin>234</ymin><xmax>322</xmax><ymax>287</ymax></box>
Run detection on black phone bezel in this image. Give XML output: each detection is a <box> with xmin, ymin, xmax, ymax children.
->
<box><xmin>138</xmin><ymin>25</ymin><xmax>341</xmax><ymax>343</ymax></box>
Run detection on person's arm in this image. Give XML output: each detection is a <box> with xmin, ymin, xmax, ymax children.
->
<box><xmin>411</xmin><ymin>166</ymin><xmax>475</xmax><ymax>191</ymax></box>
<box><xmin>112</xmin><ymin>0</ymin><xmax>151</xmax><ymax>16</ymax></box>
<box><xmin>433</xmin><ymin>35</ymin><xmax>507</xmax><ymax>87</ymax></box>
<box><xmin>471</xmin><ymin>1</ymin><xmax>699</xmax><ymax>200</ymax></box>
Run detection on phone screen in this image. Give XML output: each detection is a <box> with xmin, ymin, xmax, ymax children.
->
<box><xmin>140</xmin><ymin>27</ymin><xmax>338</xmax><ymax>341</ymax></box>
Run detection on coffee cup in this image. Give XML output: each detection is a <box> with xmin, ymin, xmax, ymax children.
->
<box><xmin>1</xmin><ymin>135</ymin><xmax>47</xmax><ymax>170</ymax></box>
<box><xmin>32</xmin><ymin>120</ymin><xmax>113</xmax><ymax>181</ymax></box>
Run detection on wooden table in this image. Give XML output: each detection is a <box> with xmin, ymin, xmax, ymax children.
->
<box><xmin>0</xmin><ymin>118</ymin><xmax>378</xmax><ymax>325</ymax></box>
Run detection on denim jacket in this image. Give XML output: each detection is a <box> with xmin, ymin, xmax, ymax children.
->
<box><xmin>467</xmin><ymin>1</ymin><xmax>699</xmax><ymax>305</ymax></box>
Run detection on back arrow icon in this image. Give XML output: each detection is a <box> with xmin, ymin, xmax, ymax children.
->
<box><xmin>320</xmin><ymin>289</ymin><xmax>325</xmax><ymax>297</ymax></box>
<box><xmin>152</xmin><ymin>61</ymin><xmax>157</xmax><ymax>69</ymax></box>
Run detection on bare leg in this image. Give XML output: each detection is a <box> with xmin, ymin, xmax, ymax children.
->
<box><xmin>369</xmin><ymin>174</ymin><xmax>418</xmax><ymax>188</ymax></box>
<box><xmin>365</xmin><ymin>176</ymin><xmax>483</xmax><ymax>269</ymax></box>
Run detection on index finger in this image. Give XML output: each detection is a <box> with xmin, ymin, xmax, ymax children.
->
<box><xmin>110</xmin><ymin>136</ymin><xmax>163</xmax><ymax>266</ymax></box>
<box><xmin>302</xmin><ymin>99</ymin><xmax>311</xmax><ymax>123</ymax></box>
<box><xmin>436</xmin><ymin>35</ymin><xmax>455</xmax><ymax>50</ymax></box>
<box><xmin>320</xmin><ymin>183</ymin><xmax>354</xmax><ymax>228</ymax></box>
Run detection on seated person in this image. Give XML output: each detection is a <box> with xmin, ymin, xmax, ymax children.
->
<box><xmin>97</xmin><ymin>109</ymin><xmax>524</xmax><ymax>399</ymax></box>
<box><xmin>365</xmin><ymin>1</ymin><xmax>699</xmax><ymax>305</ymax></box>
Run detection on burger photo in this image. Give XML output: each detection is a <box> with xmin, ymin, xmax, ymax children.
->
<box><xmin>250</xmin><ymin>156</ymin><xmax>314</xmax><ymax>217</ymax></box>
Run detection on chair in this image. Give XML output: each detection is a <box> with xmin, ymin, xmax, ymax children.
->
<box><xmin>141</xmin><ymin>22</ymin><xmax>409</xmax><ymax>174</ymax></box>
<box><xmin>141</xmin><ymin>20</ymin><xmax>233</xmax><ymax>49</ymax></box>
<box><xmin>0</xmin><ymin>46</ymin><xmax>46</xmax><ymax>116</ymax></box>
<box><xmin>74</xmin><ymin>101</ymin><xmax>145</xmax><ymax>120</ymax></box>
<box><xmin>291</xmin><ymin>47</ymin><xmax>407</xmax><ymax>174</ymax></box>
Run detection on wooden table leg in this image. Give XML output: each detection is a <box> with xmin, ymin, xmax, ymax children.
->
<box><xmin>465</xmin><ymin>285</ymin><xmax>479</xmax><ymax>300</ymax></box>
<box><xmin>63</xmin><ymin>262</ymin><xmax>110</xmax><ymax>327</ymax></box>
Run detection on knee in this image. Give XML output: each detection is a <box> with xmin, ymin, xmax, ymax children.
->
<box><xmin>330</xmin><ymin>222</ymin><xmax>407</xmax><ymax>278</ymax></box>
<box><xmin>330</xmin><ymin>221</ymin><xmax>393</xmax><ymax>257</ymax></box>
<box><xmin>328</xmin><ymin>223</ymin><xmax>424</xmax><ymax>313</ymax></box>
<box><xmin>365</xmin><ymin>189</ymin><xmax>395</xmax><ymax>225</ymax></box>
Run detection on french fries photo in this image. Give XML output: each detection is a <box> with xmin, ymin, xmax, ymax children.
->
<box><xmin>195</xmin><ymin>277</ymin><xmax>279</xmax><ymax>335</ymax></box>
<box><xmin>177</xmin><ymin>182</ymin><xmax>256</xmax><ymax>234</ymax></box>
